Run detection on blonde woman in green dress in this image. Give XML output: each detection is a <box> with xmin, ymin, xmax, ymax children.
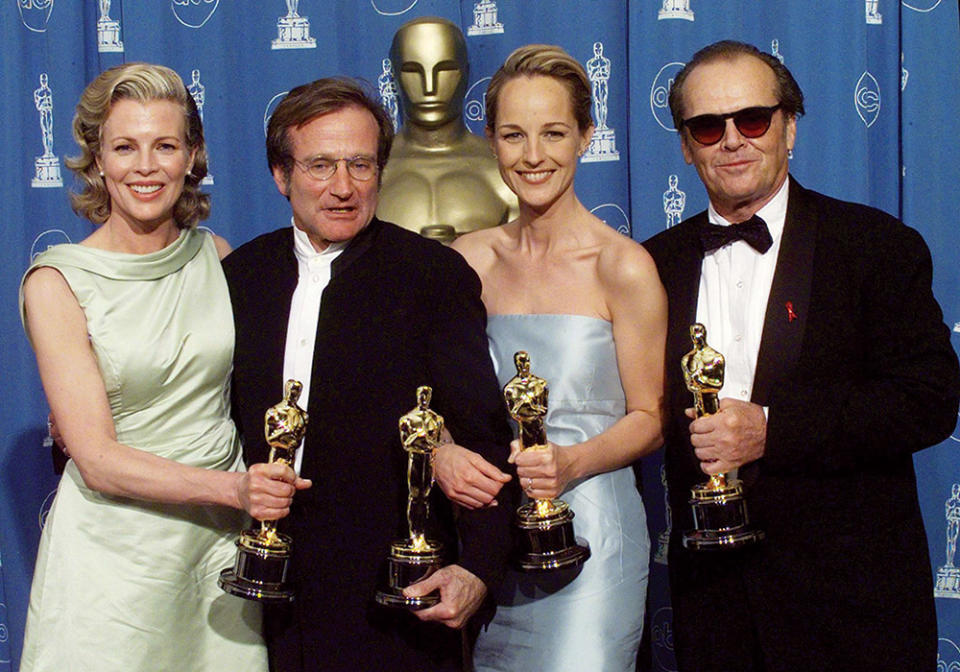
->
<box><xmin>19</xmin><ymin>63</ymin><xmax>310</xmax><ymax>672</ymax></box>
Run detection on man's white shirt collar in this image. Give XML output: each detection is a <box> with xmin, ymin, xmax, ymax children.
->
<box><xmin>284</xmin><ymin>220</ymin><xmax>345</xmax><ymax>473</ymax></box>
<box><xmin>292</xmin><ymin>220</ymin><xmax>347</xmax><ymax>261</ymax></box>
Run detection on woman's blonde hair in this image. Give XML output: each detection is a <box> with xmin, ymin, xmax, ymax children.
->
<box><xmin>485</xmin><ymin>44</ymin><xmax>593</xmax><ymax>133</ymax></box>
<box><xmin>67</xmin><ymin>62</ymin><xmax>210</xmax><ymax>228</ymax></box>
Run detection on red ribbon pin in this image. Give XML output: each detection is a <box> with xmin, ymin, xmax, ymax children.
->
<box><xmin>785</xmin><ymin>301</ymin><xmax>798</xmax><ymax>322</ymax></box>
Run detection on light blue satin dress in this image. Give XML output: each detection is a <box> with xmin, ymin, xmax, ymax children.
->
<box><xmin>473</xmin><ymin>314</ymin><xmax>649</xmax><ymax>672</ymax></box>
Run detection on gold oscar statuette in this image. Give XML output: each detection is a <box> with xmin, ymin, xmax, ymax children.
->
<box><xmin>504</xmin><ymin>351</ymin><xmax>590</xmax><ymax>571</ymax></box>
<box><xmin>681</xmin><ymin>324</ymin><xmax>764</xmax><ymax>550</ymax></box>
<box><xmin>375</xmin><ymin>386</ymin><xmax>446</xmax><ymax>609</ymax></box>
<box><xmin>219</xmin><ymin>379</ymin><xmax>308</xmax><ymax>602</ymax></box>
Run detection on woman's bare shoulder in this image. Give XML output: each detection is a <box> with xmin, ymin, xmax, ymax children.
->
<box><xmin>23</xmin><ymin>265</ymin><xmax>72</xmax><ymax>301</ymax></box>
<box><xmin>595</xmin><ymin>224</ymin><xmax>660</xmax><ymax>291</ymax></box>
<box><xmin>451</xmin><ymin>224</ymin><xmax>514</xmax><ymax>268</ymax></box>
<box><xmin>211</xmin><ymin>232</ymin><xmax>233</xmax><ymax>260</ymax></box>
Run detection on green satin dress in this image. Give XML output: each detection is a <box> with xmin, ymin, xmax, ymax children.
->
<box><xmin>18</xmin><ymin>229</ymin><xmax>267</xmax><ymax>671</ymax></box>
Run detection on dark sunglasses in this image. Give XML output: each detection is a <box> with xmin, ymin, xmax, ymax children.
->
<box><xmin>681</xmin><ymin>104</ymin><xmax>782</xmax><ymax>146</ymax></box>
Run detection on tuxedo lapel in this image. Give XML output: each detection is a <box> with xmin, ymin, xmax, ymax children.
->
<box><xmin>299</xmin><ymin>222</ymin><xmax>380</xmax><ymax>478</ymax></box>
<box><xmin>258</xmin><ymin>233</ymin><xmax>298</xmax><ymax>392</ymax></box>
<box><xmin>224</xmin><ymin>228</ymin><xmax>299</xmax><ymax>465</ymax></box>
<box><xmin>678</xmin><ymin>217</ymin><xmax>706</xmax><ymax>333</ymax></box>
<box><xmin>645</xmin><ymin>214</ymin><xmax>714</xmax><ymax>496</ymax></box>
<box><xmin>752</xmin><ymin>178</ymin><xmax>817</xmax><ymax>406</ymax></box>
<box><xmin>665</xmin><ymin>213</ymin><xmax>709</xmax><ymax>369</ymax></box>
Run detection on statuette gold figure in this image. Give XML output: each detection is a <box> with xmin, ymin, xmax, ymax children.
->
<box><xmin>399</xmin><ymin>386</ymin><xmax>444</xmax><ymax>552</ymax></box>
<box><xmin>682</xmin><ymin>323</ymin><xmax>726</xmax><ymax>490</ymax></box>
<box><xmin>260</xmin><ymin>379</ymin><xmax>309</xmax><ymax>544</ymax></box>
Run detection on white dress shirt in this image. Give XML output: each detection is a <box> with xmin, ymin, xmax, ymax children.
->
<box><xmin>695</xmin><ymin>179</ymin><xmax>789</xmax><ymax>408</ymax></box>
<box><xmin>282</xmin><ymin>223</ymin><xmax>345</xmax><ymax>473</ymax></box>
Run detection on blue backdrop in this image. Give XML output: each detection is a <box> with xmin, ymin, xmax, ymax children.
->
<box><xmin>3</xmin><ymin>1</ymin><xmax>959</xmax><ymax>669</ymax></box>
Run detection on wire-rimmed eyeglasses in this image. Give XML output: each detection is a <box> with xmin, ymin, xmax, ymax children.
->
<box><xmin>292</xmin><ymin>156</ymin><xmax>378</xmax><ymax>182</ymax></box>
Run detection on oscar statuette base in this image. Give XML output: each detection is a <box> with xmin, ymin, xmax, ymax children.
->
<box><xmin>936</xmin><ymin>566</ymin><xmax>960</xmax><ymax>598</ymax></box>
<box><xmin>218</xmin><ymin>529</ymin><xmax>295</xmax><ymax>603</ymax></box>
<box><xmin>375</xmin><ymin>540</ymin><xmax>443</xmax><ymax>610</ymax></box>
<box><xmin>682</xmin><ymin>479</ymin><xmax>764</xmax><ymax>551</ymax></box>
<box><xmin>514</xmin><ymin>500</ymin><xmax>591</xmax><ymax>571</ymax></box>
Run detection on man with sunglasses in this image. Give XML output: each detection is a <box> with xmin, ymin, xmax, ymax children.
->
<box><xmin>644</xmin><ymin>40</ymin><xmax>959</xmax><ymax>672</ymax></box>
<box><xmin>222</xmin><ymin>78</ymin><xmax>516</xmax><ymax>671</ymax></box>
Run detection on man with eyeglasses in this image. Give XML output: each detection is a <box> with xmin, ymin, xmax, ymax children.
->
<box><xmin>644</xmin><ymin>40</ymin><xmax>959</xmax><ymax>672</ymax></box>
<box><xmin>222</xmin><ymin>78</ymin><xmax>516</xmax><ymax>671</ymax></box>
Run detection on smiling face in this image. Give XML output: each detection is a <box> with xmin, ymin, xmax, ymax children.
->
<box><xmin>392</xmin><ymin>20</ymin><xmax>467</xmax><ymax>129</ymax></box>
<box><xmin>98</xmin><ymin>98</ymin><xmax>195</xmax><ymax>233</ymax></box>
<box><xmin>679</xmin><ymin>54</ymin><xmax>796</xmax><ymax>221</ymax></box>
<box><xmin>488</xmin><ymin>75</ymin><xmax>592</xmax><ymax>217</ymax></box>
<box><xmin>272</xmin><ymin>105</ymin><xmax>380</xmax><ymax>251</ymax></box>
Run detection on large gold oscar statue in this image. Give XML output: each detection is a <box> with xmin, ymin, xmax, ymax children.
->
<box><xmin>376</xmin><ymin>16</ymin><xmax>518</xmax><ymax>243</ymax></box>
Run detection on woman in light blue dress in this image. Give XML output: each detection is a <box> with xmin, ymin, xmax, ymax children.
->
<box><xmin>433</xmin><ymin>45</ymin><xmax>667</xmax><ymax>671</ymax></box>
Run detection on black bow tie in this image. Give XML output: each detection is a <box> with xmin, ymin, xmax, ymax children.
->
<box><xmin>699</xmin><ymin>215</ymin><xmax>772</xmax><ymax>254</ymax></box>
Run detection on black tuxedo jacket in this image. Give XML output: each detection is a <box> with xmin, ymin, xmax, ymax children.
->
<box><xmin>223</xmin><ymin>219</ymin><xmax>516</xmax><ymax>672</ymax></box>
<box><xmin>643</xmin><ymin>178</ymin><xmax>960</xmax><ymax>672</ymax></box>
